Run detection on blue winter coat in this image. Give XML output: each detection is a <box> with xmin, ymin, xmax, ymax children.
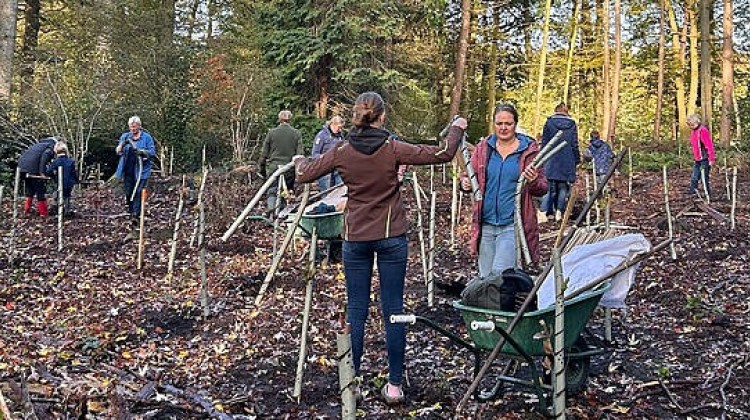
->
<box><xmin>541</xmin><ymin>113</ymin><xmax>580</xmax><ymax>182</ymax></box>
<box><xmin>115</xmin><ymin>130</ymin><xmax>156</xmax><ymax>180</ymax></box>
<box><xmin>586</xmin><ymin>138</ymin><xmax>614</xmax><ymax>176</ymax></box>
<box><xmin>18</xmin><ymin>138</ymin><xmax>56</xmax><ymax>174</ymax></box>
<box><xmin>47</xmin><ymin>155</ymin><xmax>79</xmax><ymax>192</ymax></box>
<box><xmin>312</xmin><ymin>125</ymin><xmax>344</xmax><ymax>158</ymax></box>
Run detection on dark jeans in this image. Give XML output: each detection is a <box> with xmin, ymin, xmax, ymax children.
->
<box><xmin>343</xmin><ymin>235</ymin><xmax>408</xmax><ymax>385</ymax></box>
<box><xmin>123</xmin><ymin>176</ymin><xmax>148</xmax><ymax>216</ymax></box>
<box><xmin>23</xmin><ymin>175</ymin><xmax>47</xmax><ymax>201</ymax></box>
<box><xmin>542</xmin><ymin>180</ymin><xmax>571</xmax><ymax>215</ymax></box>
<box><xmin>690</xmin><ymin>159</ymin><xmax>711</xmax><ymax>197</ymax></box>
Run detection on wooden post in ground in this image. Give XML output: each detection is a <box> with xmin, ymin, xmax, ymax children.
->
<box><xmin>57</xmin><ymin>167</ymin><xmax>64</xmax><ymax>251</ymax></box>
<box><xmin>428</xmin><ymin>190</ymin><xmax>436</xmax><ymax>307</ymax></box>
<box><xmin>197</xmin><ymin>170</ymin><xmax>209</xmax><ymax>317</ymax></box>
<box><xmin>336</xmin><ymin>324</ymin><xmax>356</xmax><ymax>419</ymax></box>
<box><xmin>724</xmin><ymin>168</ymin><xmax>731</xmax><ymax>201</ymax></box>
<box><xmin>552</xmin><ymin>248</ymin><xmax>566</xmax><ymax>419</ymax></box>
<box><xmin>700</xmin><ymin>166</ymin><xmax>710</xmax><ymax>204</ymax></box>
<box><xmin>293</xmin><ymin>227</ymin><xmax>318</xmax><ymax>401</ymax></box>
<box><xmin>730</xmin><ymin>167</ymin><xmax>737</xmax><ymax>230</ymax></box>
<box><xmin>8</xmin><ymin>167</ymin><xmax>21</xmax><ymax>265</ymax></box>
<box><xmin>662</xmin><ymin>166</ymin><xmax>677</xmax><ymax>260</ymax></box>
<box><xmin>585</xmin><ymin>174</ymin><xmax>591</xmax><ymax>226</ymax></box>
<box><xmin>450</xmin><ymin>162</ymin><xmax>457</xmax><ymax>249</ymax></box>
<box><xmin>411</xmin><ymin>173</ymin><xmax>428</xmax><ymax>285</ymax></box>
<box><xmin>137</xmin><ymin>189</ymin><xmax>148</xmax><ymax>269</ymax></box>
<box><xmin>167</xmin><ymin>176</ymin><xmax>187</xmax><ymax>280</ymax></box>
<box><xmin>169</xmin><ymin>146</ymin><xmax>174</xmax><ymax>176</ymax></box>
<box><xmin>0</xmin><ymin>186</ymin><xmax>4</xmax><ymax>216</ymax></box>
<box><xmin>628</xmin><ymin>147</ymin><xmax>632</xmax><ymax>197</ymax></box>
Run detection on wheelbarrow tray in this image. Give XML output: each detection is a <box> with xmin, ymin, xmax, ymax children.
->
<box><xmin>452</xmin><ymin>281</ymin><xmax>611</xmax><ymax>356</ymax></box>
<box><xmin>298</xmin><ymin>211</ymin><xmax>344</xmax><ymax>240</ymax></box>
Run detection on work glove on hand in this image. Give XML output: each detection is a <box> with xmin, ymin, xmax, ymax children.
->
<box><xmin>136</xmin><ymin>149</ymin><xmax>149</xmax><ymax>158</ymax></box>
<box><xmin>259</xmin><ymin>164</ymin><xmax>267</xmax><ymax>178</ymax></box>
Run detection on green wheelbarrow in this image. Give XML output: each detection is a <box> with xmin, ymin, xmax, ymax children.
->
<box><xmin>297</xmin><ymin>211</ymin><xmax>344</xmax><ymax>240</ymax></box>
<box><xmin>391</xmin><ymin>281</ymin><xmax>612</xmax><ymax>414</ymax></box>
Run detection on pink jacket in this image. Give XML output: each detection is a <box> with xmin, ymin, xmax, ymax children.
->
<box><xmin>690</xmin><ymin>125</ymin><xmax>715</xmax><ymax>164</ymax></box>
<box><xmin>467</xmin><ymin>136</ymin><xmax>548</xmax><ymax>263</ymax></box>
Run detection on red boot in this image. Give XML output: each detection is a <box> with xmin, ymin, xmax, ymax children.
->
<box><xmin>37</xmin><ymin>200</ymin><xmax>48</xmax><ymax>217</ymax></box>
<box><xmin>23</xmin><ymin>197</ymin><xmax>33</xmax><ymax>215</ymax></box>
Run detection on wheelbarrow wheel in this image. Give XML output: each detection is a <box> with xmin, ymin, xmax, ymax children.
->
<box><xmin>565</xmin><ymin>336</ymin><xmax>591</xmax><ymax>394</ymax></box>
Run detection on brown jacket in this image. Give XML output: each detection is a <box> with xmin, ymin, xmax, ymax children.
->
<box><xmin>296</xmin><ymin>126</ymin><xmax>463</xmax><ymax>241</ymax></box>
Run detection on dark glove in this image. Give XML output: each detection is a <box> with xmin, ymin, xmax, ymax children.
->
<box><xmin>136</xmin><ymin>149</ymin><xmax>149</xmax><ymax>158</ymax></box>
<box><xmin>259</xmin><ymin>164</ymin><xmax>266</xmax><ymax>178</ymax></box>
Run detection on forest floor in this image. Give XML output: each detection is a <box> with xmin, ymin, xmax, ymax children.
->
<box><xmin>1</xmin><ymin>165</ymin><xmax>749</xmax><ymax>419</ymax></box>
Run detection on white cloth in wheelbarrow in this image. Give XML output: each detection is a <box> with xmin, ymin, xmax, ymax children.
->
<box><xmin>460</xmin><ymin>268</ymin><xmax>537</xmax><ymax>311</ymax></box>
<box><xmin>537</xmin><ymin>233</ymin><xmax>652</xmax><ymax>309</ymax></box>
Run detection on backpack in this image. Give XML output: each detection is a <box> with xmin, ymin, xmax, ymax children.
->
<box><xmin>460</xmin><ymin>268</ymin><xmax>537</xmax><ymax>312</ymax></box>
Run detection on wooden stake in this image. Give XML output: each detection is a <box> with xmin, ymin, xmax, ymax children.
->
<box><xmin>592</xmin><ymin>160</ymin><xmax>601</xmax><ymax>223</ymax></box>
<box><xmin>197</xmin><ymin>170</ymin><xmax>209</xmax><ymax>317</ymax></box>
<box><xmin>293</xmin><ymin>227</ymin><xmax>318</xmax><ymax>401</ymax></box>
<box><xmin>552</xmin><ymin>248</ymin><xmax>566</xmax><ymax>419</ymax></box>
<box><xmin>255</xmin><ymin>185</ymin><xmax>311</xmax><ymax>306</ymax></box>
<box><xmin>336</xmin><ymin>326</ymin><xmax>357</xmax><ymax>419</ymax></box>
<box><xmin>0</xmin><ymin>185</ymin><xmax>4</xmax><ymax>216</ymax></box>
<box><xmin>628</xmin><ymin>147</ymin><xmax>632</xmax><ymax>197</ymax></box>
<box><xmin>137</xmin><ymin>189</ymin><xmax>148</xmax><ymax>269</ymax></box>
<box><xmin>428</xmin><ymin>190</ymin><xmax>436</xmax><ymax>307</ymax></box>
<box><xmin>411</xmin><ymin>173</ymin><xmax>428</xmax><ymax>284</ymax></box>
<box><xmin>700</xmin><ymin>165</ymin><xmax>710</xmax><ymax>204</ymax></box>
<box><xmin>663</xmin><ymin>166</ymin><xmax>678</xmax><ymax>260</ymax></box>
<box><xmin>58</xmin><ymin>167</ymin><xmax>64</xmax><ymax>251</ymax></box>
<box><xmin>8</xmin><ymin>167</ymin><xmax>21</xmax><ymax>265</ymax></box>
<box><xmin>167</xmin><ymin>176</ymin><xmax>187</xmax><ymax>280</ymax></box>
<box><xmin>724</xmin><ymin>168</ymin><xmax>731</xmax><ymax>202</ymax></box>
<box><xmin>730</xmin><ymin>167</ymin><xmax>737</xmax><ymax>230</ymax></box>
<box><xmin>450</xmin><ymin>162</ymin><xmax>457</xmax><ymax>249</ymax></box>
<box><xmin>169</xmin><ymin>146</ymin><xmax>174</xmax><ymax>176</ymax></box>
<box><xmin>585</xmin><ymin>174</ymin><xmax>591</xmax><ymax>227</ymax></box>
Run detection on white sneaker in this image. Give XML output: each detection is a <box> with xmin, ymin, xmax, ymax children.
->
<box><xmin>555</xmin><ymin>210</ymin><xmax>562</xmax><ymax>221</ymax></box>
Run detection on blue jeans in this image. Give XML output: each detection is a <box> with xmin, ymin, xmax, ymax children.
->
<box><xmin>690</xmin><ymin>159</ymin><xmax>711</xmax><ymax>196</ymax></box>
<box><xmin>343</xmin><ymin>235</ymin><xmax>408</xmax><ymax>386</ymax></box>
<box><xmin>478</xmin><ymin>224</ymin><xmax>516</xmax><ymax>278</ymax></box>
<box><xmin>123</xmin><ymin>176</ymin><xmax>148</xmax><ymax>217</ymax></box>
<box><xmin>317</xmin><ymin>170</ymin><xmax>342</xmax><ymax>192</ymax></box>
<box><xmin>541</xmin><ymin>180</ymin><xmax>570</xmax><ymax>215</ymax></box>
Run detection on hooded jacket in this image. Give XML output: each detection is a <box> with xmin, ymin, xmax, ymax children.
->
<box><xmin>295</xmin><ymin>126</ymin><xmax>463</xmax><ymax>241</ymax></box>
<box><xmin>18</xmin><ymin>138</ymin><xmax>56</xmax><ymax>175</ymax></box>
<box><xmin>541</xmin><ymin>113</ymin><xmax>580</xmax><ymax>182</ymax></box>
<box><xmin>587</xmin><ymin>137</ymin><xmax>614</xmax><ymax>176</ymax></box>
<box><xmin>47</xmin><ymin>155</ymin><xmax>79</xmax><ymax>192</ymax></box>
<box><xmin>689</xmin><ymin>125</ymin><xmax>715</xmax><ymax>164</ymax></box>
<box><xmin>467</xmin><ymin>134</ymin><xmax>548</xmax><ymax>263</ymax></box>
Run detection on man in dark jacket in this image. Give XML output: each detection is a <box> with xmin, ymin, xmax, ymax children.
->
<box><xmin>18</xmin><ymin>136</ymin><xmax>58</xmax><ymax>217</ymax></box>
<box><xmin>260</xmin><ymin>110</ymin><xmax>303</xmax><ymax>213</ymax></box>
<box><xmin>540</xmin><ymin>103</ymin><xmax>580</xmax><ymax>221</ymax></box>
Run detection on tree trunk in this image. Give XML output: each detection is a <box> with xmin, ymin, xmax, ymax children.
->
<box><xmin>563</xmin><ymin>0</ymin><xmax>581</xmax><ymax>105</ymax></box>
<box><xmin>532</xmin><ymin>0</ymin><xmax>554</xmax><ymax>137</ymax></box>
<box><xmin>666</xmin><ymin>0</ymin><xmax>690</xmax><ymax>141</ymax></box>
<box><xmin>720</xmin><ymin>0</ymin><xmax>734</xmax><ymax>146</ymax></box>
<box><xmin>522</xmin><ymin>0</ymin><xmax>534</xmax><ymax>65</ymax></box>
<box><xmin>699</xmin><ymin>0</ymin><xmax>712</xmax><ymax>130</ymax></box>
<box><xmin>19</xmin><ymin>0</ymin><xmax>40</xmax><ymax>97</ymax></box>
<box><xmin>687</xmin><ymin>1</ymin><xmax>699</xmax><ymax>116</ymax></box>
<box><xmin>601</xmin><ymin>0</ymin><xmax>611</xmax><ymax>138</ymax></box>
<box><xmin>315</xmin><ymin>54</ymin><xmax>332</xmax><ymax>119</ymax></box>
<box><xmin>0</xmin><ymin>0</ymin><xmax>18</xmax><ymax>103</ymax></box>
<box><xmin>607</xmin><ymin>0</ymin><xmax>621</xmax><ymax>143</ymax></box>
<box><xmin>449</xmin><ymin>0</ymin><xmax>472</xmax><ymax>118</ymax></box>
<box><xmin>654</xmin><ymin>0</ymin><xmax>667</xmax><ymax>142</ymax></box>
<box><xmin>487</xmin><ymin>38</ymin><xmax>497</xmax><ymax>133</ymax></box>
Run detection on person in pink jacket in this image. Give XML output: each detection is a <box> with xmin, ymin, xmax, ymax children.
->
<box><xmin>687</xmin><ymin>114</ymin><xmax>716</xmax><ymax>198</ymax></box>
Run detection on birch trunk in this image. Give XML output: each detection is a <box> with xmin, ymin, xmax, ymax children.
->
<box><xmin>0</xmin><ymin>0</ymin><xmax>17</xmax><ymax>102</ymax></box>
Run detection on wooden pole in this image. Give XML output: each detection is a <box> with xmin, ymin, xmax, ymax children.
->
<box><xmin>428</xmin><ymin>190</ymin><xmax>436</xmax><ymax>307</ymax></box>
<box><xmin>169</xmin><ymin>146</ymin><xmax>174</xmax><ymax>176</ymax></box>
<box><xmin>628</xmin><ymin>147</ymin><xmax>632</xmax><ymax>197</ymax></box>
<box><xmin>552</xmin><ymin>248</ymin><xmax>566</xmax><ymax>419</ymax></box>
<box><xmin>700</xmin><ymin>165</ymin><xmax>710</xmax><ymax>203</ymax></box>
<box><xmin>411</xmin><ymin>173</ymin><xmax>428</xmax><ymax>285</ymax></box>
<box><xmin>663</xmin><ymin>166</ymin><xmax>678</xmax><ymax>260</ymax></box>
<box><xmin>198</xmin><ymin>169</ymin><xmax>211</xmax><ymax>319</ymax></box>
<box><xmin>137</xmin><ymin>188</ymin><xmax>148</xmax><ymax>269</ymax></box>
<box><xmin>585</xmin><ymin>174</ymin><xmax>591</xmax><ymax>226</ymax></box>
<box><xmin>336</xmin><ymin>325</ymin><xmax>357</xmax><ymax>419</ymax></box>
<box><xmin>293</xmin><ymin>227</ymin><xmax>318</xmax><ymax>401</ymax></box>
<box><xmin>724</xmin><ymin>168</ymin><xmax>731</xmax><ymax>201</ymax></box>
<box><xmin>167</xmin><ymin>176</ymin><xmax>187</xmax><ymax>280</ymax></box>
<box><xmin>0</xmin><ymin>186</ymin><xmax>4</xmax><ymax>217</ymax></box>
<box><xmin>222</xmin><ymin>161</ymin><xmax>296</xmax><ymax>241</ymax></box>
<box><xmin>592</xmin><ymin>159</ymin><xmax>600</xmax><ymax>223</ymax></box>
<box><xmin>730</xmin><ymin>167</ymin><xmax>737</xmax><ymax>230</ymax></box>
<box><xmin>255</xmin><ymin>185</ymin><xmax>311</xmax><ymax>306</ymax></box>
<box><xmin>8</xmin><ymin>167</ymin><xmax>21</xmax><ymax>265</ymax></box>
<box><xmin>450</xmin><ymin>163</ymin><xmax>457</xmax><ymax>249</ymax></box>
<box><xmin>57</xmin><ymin>167</ymin><xmax>63</xmax><ymax>251</ymax></box>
